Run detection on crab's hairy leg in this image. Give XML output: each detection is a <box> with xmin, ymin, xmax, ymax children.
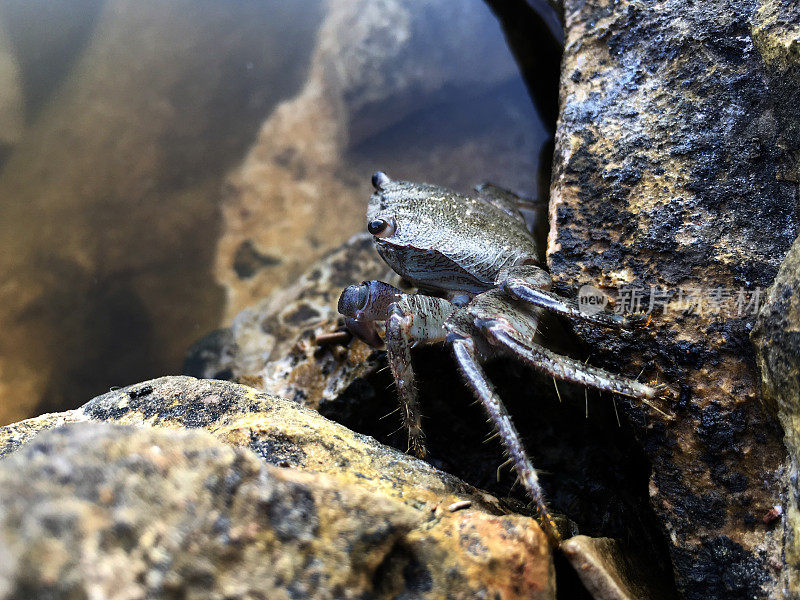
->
<box><xmin>483</xmin><ymin>320</ymin><xmax>658</xmax><ymax>401</ymax></box>
<box><xmin>498</xmin><ymin>265</ymin><xmax>647</xmax><ymax>329</ymax></box>
<box><xmin>451</xmin><ymin>335</ymin><xmax>562</xmax><ymax>545</ymax></box>
<box><xmin>385</xmin><ymin>295</ymin><xmax>455</xmax><ymax>458</ymax></box>
<box><xmin>385</xmin><ymin>306</ymin><xmax>424</xmax><ymax>457</ymax></box>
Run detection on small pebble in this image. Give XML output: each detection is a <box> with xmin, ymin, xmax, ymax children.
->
<box><xmin>447</xmin><ymin>500</ymin><xmax>472</xmax><ymax>512</ymax></box>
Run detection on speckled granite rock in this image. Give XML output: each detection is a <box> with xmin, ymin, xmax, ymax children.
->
<box><xmin>0</xmin><ymin>377</ymin><xmax>555</xmax><ymax>599</ymax></box>
<box><xmin>0</xmin><ymin>423</ymin><xmax>422</xmax><ymax>599</ymax></box>
<box><xmin>752</xmin><ymin>234</ymin><xmax>800</xmax><ymax>596</ymax></box>
<box><xmin>547</xmin><ymin>0</ymin><xmax>797</xmax><ymax>597</ymax></box>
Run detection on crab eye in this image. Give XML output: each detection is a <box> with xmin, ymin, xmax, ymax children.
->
<box><xmin>367</xmin><ymin>217</ymin><xmax>396</xmax><ymax>238</ymax></box>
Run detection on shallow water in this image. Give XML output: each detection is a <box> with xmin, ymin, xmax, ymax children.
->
<box><xmin>0</xmin><ymin>0</ymin><xmax>548</xmax><ymax>425</ymax></box>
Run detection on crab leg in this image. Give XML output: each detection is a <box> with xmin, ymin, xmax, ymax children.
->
<box><xmin>498</xmin><ymin>265</ymin><xmax>648</xmax><ymax>329</ymax></box>
<box><xmin>386</xmin><ymin>295</ymin><xmax>456</xmax><ymax>457</ymax></box>
<box><xmin>384</xmin><ymin>304</ymin><xmax>426</xmax><ymax>457</ymax></box>
<box><xmin>339</xmin><ymin>281</ymin><xmax>459</xmax><ymax>456</ymax></box>
<box><xmin>451</xmin><ymin>335</ymin><xmax>562</xmax><ymax>545</ymax></box>
<box><xmin>484</xmin><ymin>324</ymin><xmax>657</xmax><ymax>400</ymax></box>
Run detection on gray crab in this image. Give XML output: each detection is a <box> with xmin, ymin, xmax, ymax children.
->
<box><xmin>338</xmin><ymin>171</ymin><xmax>665</xmax><ymax>543</ymax></box>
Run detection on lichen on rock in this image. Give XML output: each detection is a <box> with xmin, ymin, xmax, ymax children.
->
<box><xmin>547</xmin><ymin>0</ymin><xmax>798</xmax><ymax>596</ymax></box>
<box><xmin>0</xmin><ymin>376</ymin><xmax>556</xmax><ymax>599</ymax></box>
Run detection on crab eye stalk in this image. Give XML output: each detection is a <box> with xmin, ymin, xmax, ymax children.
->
<box><xmin>372</xmin><ymin>171</ymin><xmax>391</xmax><ymax>190</ymax></box>
<box><xmin>367</xmin><ymin>217</ymin><xmax>396</xmax><ymax>238</ymax></box>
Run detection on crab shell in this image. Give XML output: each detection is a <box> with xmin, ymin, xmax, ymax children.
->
<box><xmin>366</xmin><ymin>173</ymin><xmax>539</xmax><ymax>295</ymax></box>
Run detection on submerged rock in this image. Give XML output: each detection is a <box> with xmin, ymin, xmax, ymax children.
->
<box><xmin>0</xmin><ymin>0</ymin><xmax>325</xmax><ymax>425</ymax></box>
<box><xmin>547</xmin><ymin>0</ymin><xmax>798</xmax><ymax>596</ymax></box>
<box><xmin>0</xmin><ymin>377</ymin><xmax>555</xmax><ymax>599</ymax></box>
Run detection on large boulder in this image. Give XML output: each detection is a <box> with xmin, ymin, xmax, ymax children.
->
<box><xmin>546</xmin><ymin>0</ymin><xmax>799</xmax><ymax>596</ymax></box>
<box><xmin>0</xmin><ymin>377</ymin><xmax>554</xmax><ymax>599</ymax></box>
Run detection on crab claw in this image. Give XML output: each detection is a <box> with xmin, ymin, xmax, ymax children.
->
<box><xmin>338</xmin><ymin>283</ymin><xmax>383</xmax><ymax>347</ymax></box>
<box><xmin>338</xmin><ymin>281</ymin><xmax>403</xmax><ymax>348</ymax></box>
<box><xmin>343</xmin><ymin>317</ymin><xmax>384</xmax><ymax>348</ymax></box>
<box><xmin>372</xmin><ymin>171</ymin><xmax>391</xmax><ymax>191</ymax></box>
<box><xmin>338</xmin><ymin>280</ymin><xmax>402</xmax><ymax>321</ymax></box>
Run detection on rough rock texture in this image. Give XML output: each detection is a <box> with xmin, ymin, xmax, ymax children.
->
<box><xmin>751</xmin><ymin>0</ymin><xmax>800</xmax><ymax>187</ymax></box>
<box><xmin>0</xmin><ymin>0</ymin><xmax>324</xmax><ymax>426</ymax></box>
<box><xmin>0</xmin><ymin>378</ymin><xmax>555</xmax><ymax>599</ymax></box>
<box><xmin>214</xmin><ymin>0</ymin><xmax>543</xmax><ymax>321</ymax></box>
<box><xmin>190</xmin><ymin>234</ymin><xmax>393</xmax><ymax>409</ymax></box>
<box><xmin>548</xmin><ymin>0</ymin><xmax>799</xmax><ymax>597</ymax></box>
<box><xmin>752</xmin><ymin>234</ymin><xmax>800</xmax><ymax>595</ymax></box>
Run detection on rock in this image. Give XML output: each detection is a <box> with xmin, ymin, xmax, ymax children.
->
<box><xmin>547</xmin><ymin>0</ymin><xmax>796</xmax><ymax>596</ymax></box>
<box><xmin>0</xmin><ymin>423</ymin><xmax>420</xmax><ymax>599</ymax></box>
<box><xmin>752</xmin><ymin>234</ymin><xmax>800</xmax><ymax>596</ymax></box>
<box><xmin>0</xmin><ymin>0</ymin><xmax>325</xmax><ymax>425</ymax></box>
<box><xmin>197</xmin><ymin>233</ymin><xmax>391</xmax><ymax>410</ymax></box>
<box><xmin>0</xmin><ymin>378</ymin><xmax>555</xmax><ymax>599</ymax></box>
<box><xmin>561</xmin><ymin>536</ymin><xmax>675</xmax><ymax>600</ymax></box>
<box><xmin>214</xmin><ymin>0</ymin><xmax>544</xmax><ymax>321</ymax></box>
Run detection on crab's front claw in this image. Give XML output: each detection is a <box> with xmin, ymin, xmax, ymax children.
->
<box><xmin>343</xmin><ymin>317</ymin><xmax>384</xmax><ymax>348</ymax></box>
<box><xmin>338</xmin><ymin>281</ymin><xmax>402</xmax><ymax>321</ymax></box>
<box><xmin>338</xmin><ymin>280</ymin><xmax>403</xmax><ymax>348</ymax></box>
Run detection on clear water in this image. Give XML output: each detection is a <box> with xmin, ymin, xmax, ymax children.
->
<box><xmin>0</xmin><ymin>0</ymin><xmax>547</xmax><ymax>424</ymax></box>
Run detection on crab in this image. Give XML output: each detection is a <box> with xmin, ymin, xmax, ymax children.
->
<box><xmin>337</xmin><ymin>171</ymin><xmax>666</xmax><ymax>544</ymax></box>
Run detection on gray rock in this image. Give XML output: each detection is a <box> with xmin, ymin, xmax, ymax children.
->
<box><xmin>0</xmin><ymin>422</ymin><xmax>421</xmax><ymax>600</ymax></box>
<box><xmin>544</xmin><ymin>0</ymin><xmax>797</xmax><ymax>595</ymax></box>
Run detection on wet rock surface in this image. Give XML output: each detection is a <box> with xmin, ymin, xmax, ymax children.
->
<box><xmin>547</xmin><ymin>0</ymin><xmax>798</xmax><ymax>596</ymax></box>
<box><xmin>752</xmin><ymin>234</ymin><xmax>800</xmax><ymax>595</ymax></box>
<box><xmin>0</xmin><ymin>378</ymin><xmax>555</xmax><ymax>599</ymax></box>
